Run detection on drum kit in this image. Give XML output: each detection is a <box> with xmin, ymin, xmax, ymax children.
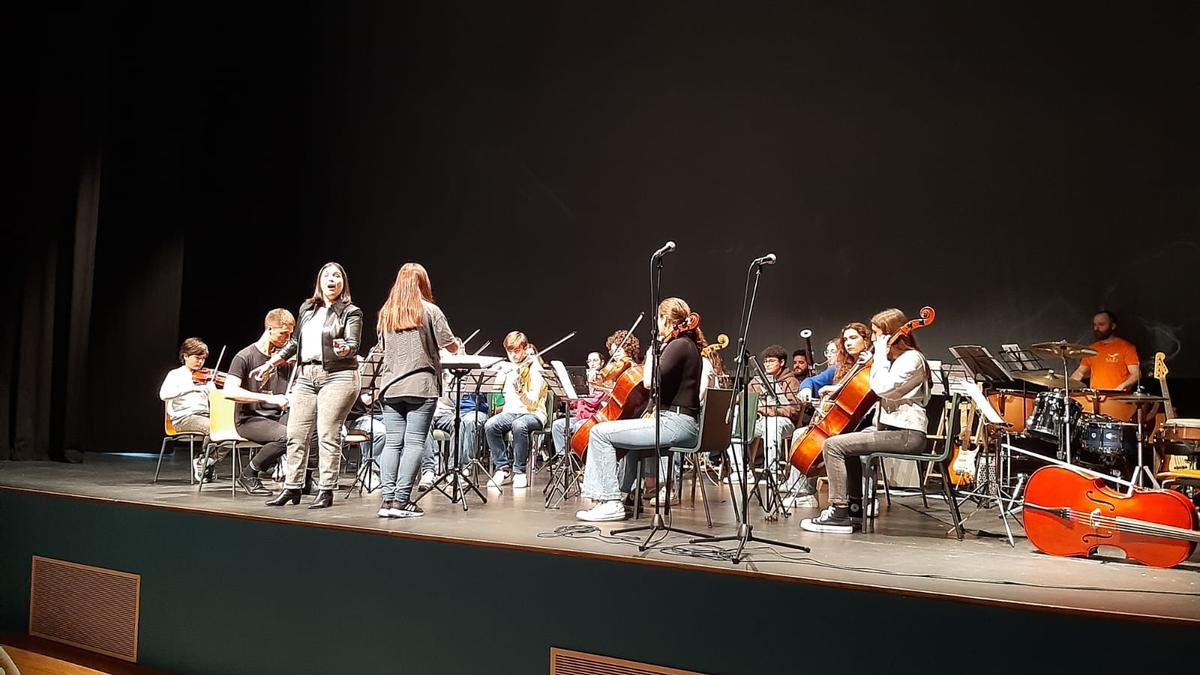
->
<box><xmin>1000</xmin><ymin>341</ymin><xmax>1166</xmax><ymax>484</ymax></box>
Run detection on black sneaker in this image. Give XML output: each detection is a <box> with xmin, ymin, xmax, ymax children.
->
<box><xmin>202</xmin><ymin>465</ymin><xmax>216</xmax><ymax>483</ymax></box>
<box><xmin>238</xmin><ymin>474</ymin><xmax>272</xmax><ymax>495</ymax></box>
<box><xmin>376</xmin><ymin>500</ymin><xmax>394</xmax><ymax>518</ymax></box>
<box><xmin>388</xmin><ymin>501</ymin><xmax>424</xmax><ymax>518</ymax></box>
<box><xmin>800</xmin><ymin>506</ymin><xmax>853</xmax><ymax>534</ymax></box>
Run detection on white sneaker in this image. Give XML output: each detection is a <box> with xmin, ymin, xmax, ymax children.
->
<box><xmin>193</xmin><ymin>458</ymin><xmax>206</xmax><ymax>482</ymax></box>
<box><xmin>512</xmin><ymin>472</ymin><xmax>528</xmax><ymax>489</ymax></box>
<box><xmin>783</xmin><ymin>494</ymin><xmax>819</xmax><ymax>509</ymax></box>
<box><xmin>655</xmin><ymin>487</ymin><xmax>680</xmax><ymax>505</ymax></box>
<box><xmin>487</xmin><ymin>469</ymin><xmax>509</xmax><ymax>489</ymax></box>
<box><xmin>417</xmin><ymin>470</ymin><xmax>435</xmax><ymax>492</ymax></box>
<box><xmin>576</xmin><ymin>500</ymin><xmax>628</xmax><ymax>522</ymax></box>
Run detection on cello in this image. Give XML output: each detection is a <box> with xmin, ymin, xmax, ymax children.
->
<box><xmin>788</xmin><ymin>306</ymin><xmax>936</xmax><ymax>475</ymax></box>
<box><xmin>570</xmin><ymin>312</ymin><xmax>701</xmax><ymax>459</ymax></box>
<box><xmin>1022</xmin><ymin>464</ymin><xmax>1200</xmax><ymax>568</ymax></box>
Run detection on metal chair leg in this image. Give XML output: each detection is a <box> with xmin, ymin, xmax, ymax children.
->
<box><xmin>155</xmin><ymin>438</ymin><xmax>168</xmax><ymax>484</ymax></box>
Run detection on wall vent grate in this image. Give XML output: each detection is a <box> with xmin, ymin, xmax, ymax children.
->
<box><xmin>29</xmin><ymin>556</ymin><xmax>140</xmax><ymax>662</ymax></box>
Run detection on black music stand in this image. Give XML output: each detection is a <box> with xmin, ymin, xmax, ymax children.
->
<box><xmin>342</xmin><ymin>351</ymin><xmax>384</xmax><ymax>499</ymax></box>
<box><xmin>543</xmin><ymin>360</ymin><xmax>588</xmax><ymax>509</ymax></box>
<box><xmin>415</xmin><ymin>356</ymin><xmax>499</xmax><ymax>510</ymax></box>
<box><xmin>743</xmin><ymin>355</ymin><xmax>795</xmax><ymax>521</ymax></box>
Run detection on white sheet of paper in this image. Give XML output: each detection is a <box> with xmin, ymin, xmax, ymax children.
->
<box><xmin>551</xmin><ymin>360</ymin><xmax>579</xmax><ymax>400</ymax></box>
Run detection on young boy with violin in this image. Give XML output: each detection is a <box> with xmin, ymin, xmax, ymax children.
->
<box><xmin>485</xmin><ymin>331</ymin><xmax>547</xmax><ymax>489</ymax></box>
<box><xmin>223</xmin><ymin>308</ymin><xmax>296</xmax><ymax>495</ymax></box>
<box><xmin>159</xmin><ymin>337</ymin><xmax>214</xmax><ymax>480</ymax></box>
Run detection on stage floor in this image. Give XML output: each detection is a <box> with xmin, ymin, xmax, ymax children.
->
<box><xmin>2</xmin><ymin>453</ymin><xmax>1197</xmax><ymax>624</ymax></box>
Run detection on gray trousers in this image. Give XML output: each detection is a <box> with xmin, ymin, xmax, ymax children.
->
<box><xmin>822</xmin><ymin>426</ymin><xmax>926</xmax><ymax>507</ymax></box>
<box><xmin>284</xmin><ymin>365</ymin><xmax>360</xmax><ymax>491</ymax></box>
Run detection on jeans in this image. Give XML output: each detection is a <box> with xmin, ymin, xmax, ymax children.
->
<box><xmin>485</xmin><ymin>412</ymin><xmax>543</xmax><ymax>474</ymax></box>
<box><xmin>380</xmin><ymin>396</ymin><xmax>437</xmax><ymax>503</ymax></box>
<box><xmin>582</xmin><ymin>411</ymin><xmax>698</xmax><ymax>502</ymax></box>
<box><xmin>284</xmin><ymin>366</ymin><xmax>360</xmax><ymax>491</ymax></box>
<box><xmin>425</xmin><ymin>410</ymin><xmax>488</xmax><ymax>467</ymax></box>
<box><xmin>551</xmin><ymin>417</ymin><xmax>585</xmax><ymax>456</ymax></box>
<box><xmin>822</xmin><ymin>426</ymin><xmax>927</xmax><ymax>507</ymax></box>
<box><xmin>348</xmin><ymin>414</ymin><xmax>385</xmax><ymax>464</ymax></box>
<box><xmin>238</xmin><ymin>414</ymin><xmax>288</xmax><ymax>472</ymax></box>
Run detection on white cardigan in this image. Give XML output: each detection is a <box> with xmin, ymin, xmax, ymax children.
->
<box><xmin>869</xmin><ymin>349</ymin><xmax>930</xmax><ymax>433</ymax></box>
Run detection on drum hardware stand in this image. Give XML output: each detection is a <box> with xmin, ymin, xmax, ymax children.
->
<box><xmin>691</xmin><ymin>253</ymin><xmax>810</xmax><ymax>563</ymax></box>
<box><xmin>414</xmin><ymin>362</ymin><xmax>496</xmax><ymax>511</ymax></box>
<box><xmin>1128</xmin><ymin>401</ymin><xmax>1159</xmax><ymax>491</ymax></box>
<box><xmin>609</xmin><ymin>243</ymin><xmax>710</xmax><ymax>551</ymax></box>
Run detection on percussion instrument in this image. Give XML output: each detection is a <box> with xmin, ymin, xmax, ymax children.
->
<box><xmin>1010</xmin><ymin>370</ymin><xmax>1086</xmax><ymax>390</ymax></box>
<box><xmin>1025</xmin><ymin>391</ymin><xmax>1081</xmax><ymax>443</ymax></box>
<box><xmin>986</xmin><ymin>390</ymin><xmax>1037</xmax><ymax>433</ymax></box>
<box><xmin>1157</xmin><ymin>418</ymin><xmax>1200</xmax><ymax>456</ymax></box>
<box><xmin>1077</xmin><ymin>414</ymin><xmax>1136</xmax><ymax>468</ymax></box>
<box><xmin>1028</xmin><ymin>341</ymin><xmax>1097</xmax><ymax>360</ymax></box>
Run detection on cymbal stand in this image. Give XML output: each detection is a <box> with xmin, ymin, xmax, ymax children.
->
<box><xmin>1128</xmin><ymin>402</ymin><xmax>1159</xmax><ymax>491</ymax></box>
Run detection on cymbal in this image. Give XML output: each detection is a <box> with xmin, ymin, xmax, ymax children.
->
<box><xmin>1029</xmin><ymin>341</ymin><xmax>1097</xmax><ymax>360</ymax></box>
<box><xmin>1106</xmin><ymin>391</ymin><xmax>1167</xmax><ymax>403</ymax></box>
<box><xmin>1011</xmin><ymin>370</ymin><xmax>1086</xmax><ymax>389</ymax></box>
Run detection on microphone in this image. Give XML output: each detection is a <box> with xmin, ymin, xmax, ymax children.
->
<box><xmin>752</xmin><ymin>253</ymin><xmax>776</xmax><ymax>266</ymax></box>
<box><xmin>652</xmin><ymin>241</ymin><xmax>676</xmax><ymax>258</ymax></box>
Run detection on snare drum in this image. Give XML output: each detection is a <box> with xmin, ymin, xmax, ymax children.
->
<box><xmin>1026</xmin><ymin>391</ymin><xmax>1082</xmax><ymax>443</ymax></box>
<box><xmin>1078</xmin><ymin>414</ymin><xmax>1136</xmax><ymax>463</ymax></box>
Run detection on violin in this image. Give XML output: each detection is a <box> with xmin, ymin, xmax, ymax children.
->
<box><xmin>1023</xmin><ymin>465</ymin><xmax>1200</xmax><ymax>568</ymax></box>
<box><xmin>571</xmin><ymin>312</ymin><xmax>700</xmax><ymax>459</ymax></box>
<box><xmin>191</xmin><ymin>368</ymin><xmax>228</xmax><ymax>388</ymax></box>
<box><xmin>788</xmin><ymin>306</ymin><xmax>935</xmax><ymax>475</ymax></box>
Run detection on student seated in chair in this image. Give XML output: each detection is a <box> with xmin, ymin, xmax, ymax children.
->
<box><xmin>159</xmin><ymin>337</ymin><xmax>214</xmax><ymax>481</ymax></box>
<box><xmin>223</xmin><ymin>309</ymin><xmax>295</xmax><ymax>495</ymax></box>
<box><xmin>485</xmin><ymin>331</ymin><xmax>547</xmax><ymax>490</ymax></box>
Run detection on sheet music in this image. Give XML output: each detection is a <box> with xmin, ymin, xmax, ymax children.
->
<box><xmin>441</xmin><ymin>354</ymin><xmax>502</xmax><ymax>369</ymax></box>
<box><xmin>551</xmin><ymin>360</ymin><xmax>581</xmax><ymax>400</ymax></box>
<box><xmin>958</xmin><ymin>380</ymin><xmax>1006</xmax><ymax>425</ymax></box>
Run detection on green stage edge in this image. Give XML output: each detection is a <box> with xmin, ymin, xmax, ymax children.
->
<box><xmin>0</xmin><ymin>489</ymin><xmax>1193</xmax><ymax>674</ymax></box>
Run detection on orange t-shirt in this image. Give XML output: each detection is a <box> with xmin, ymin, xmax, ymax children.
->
<box><xmin>1081</xmin><ymin>337</ymin><xmax>1139</xmax><ymax>390</ymax></box>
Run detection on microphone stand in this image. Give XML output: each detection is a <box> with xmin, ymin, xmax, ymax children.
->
<box><xmin>692</xmin><ymin>258</ymin><xmax>810</xmax><ymax>564</ymax></box>
<box><xmin>610</xmin><ymin>247</ymin><xmax>706</xmax><ymax>550</ymax></box>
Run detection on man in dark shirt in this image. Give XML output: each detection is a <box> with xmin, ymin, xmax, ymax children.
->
<box><xmin>224</xmin><ymin>309</ymin><xmax>295</xmax><ymax>495</ymax></box>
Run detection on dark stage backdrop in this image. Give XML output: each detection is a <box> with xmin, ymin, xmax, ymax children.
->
<box><xmin>12</xmin><ymin>1</ymin><xmax>1200</xmax><ymax>453</ymax></box>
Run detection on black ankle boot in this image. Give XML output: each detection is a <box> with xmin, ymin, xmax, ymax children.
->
<box><xmin>265</xmin><ymin>488</ymin><xmax>301</xmax><ymax>506</ymax></box>
<box><xmin>308</xmin><ymin>489</ymin><xmax>334</xmax><ymax>509</ymax></box>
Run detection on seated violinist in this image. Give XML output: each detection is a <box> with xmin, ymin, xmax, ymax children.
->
<box><xmin>551</xmin><ymin>332</ymin><xmax>641</xmax><ymax>458</ymax></box>
<box><xmin>159</xmin><ymin>337</ymin><xmax>213</xmax><ymax>480</ymax></box>
<box><xmin>222</xmin><ymin>309</ymin><xmax>296</xmax><ymax>495</ymax></box>
<box><xmin>485</xmin><ymin>331</ymin><xmax>548</xmax><ymax>489</ymax></box>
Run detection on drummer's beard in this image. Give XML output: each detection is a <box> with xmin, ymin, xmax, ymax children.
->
<box><xmin>1093</xmin><ymin>327</ymin><xmax>1114</xmax><ymax>341</ymax></box>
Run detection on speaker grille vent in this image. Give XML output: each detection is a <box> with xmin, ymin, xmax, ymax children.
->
<box><xmin>550</xmin><ymin>647</ymin><xmax>703</xmax><ymax>675</ymax></box>
<box><xmin>29</xmin><ymin>556</ymin><xmax>140</xmax><ymax>662</ymax></box>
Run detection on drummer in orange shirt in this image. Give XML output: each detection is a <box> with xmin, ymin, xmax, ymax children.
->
<box><xmin>1071</xmin><ymin>310</ymin><xmax>1140</xmax><ymax>419</ymax></box>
